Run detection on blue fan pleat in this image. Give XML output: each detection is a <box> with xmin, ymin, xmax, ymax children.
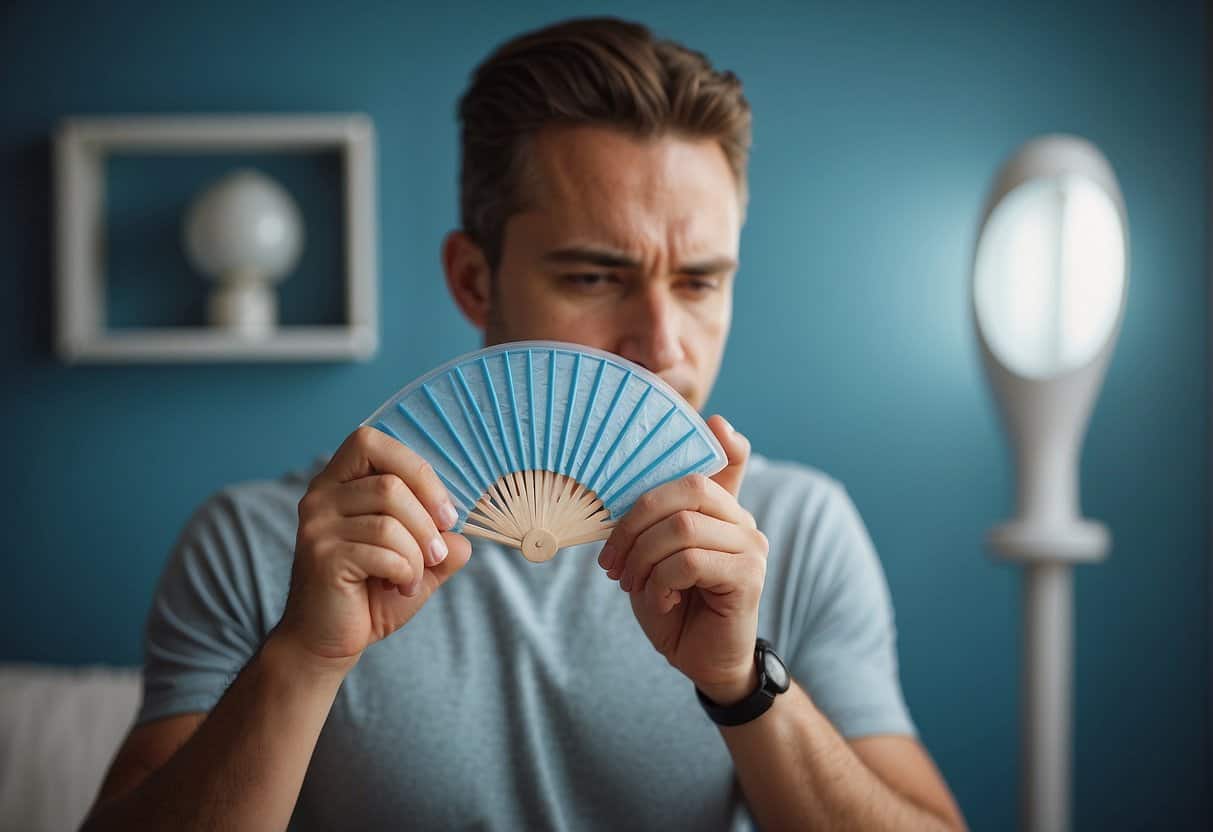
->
<box><xmin>587</xmin><ymin>384</ymin><xmax>651</xmax><ymax>494</ymax></box>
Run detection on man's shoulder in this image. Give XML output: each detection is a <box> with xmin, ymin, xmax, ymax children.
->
<box><xmin>740</xmin><ymin>451</ymin><xmax>872</xmax><ymax>569</ymax></box>
<box><xmin>211</xmin><ymin>455</ymin><xmax>328</xmax><ymax>513</ymax></box>
<box><xmin>741</xmin><ymin>451</ymin><xmax>847</xmax><ymax>513</ymax></box>
<box><xmin>178</xmin><ymin>455</ymin><xmax>329</xmax><ymax>559</ymax></box>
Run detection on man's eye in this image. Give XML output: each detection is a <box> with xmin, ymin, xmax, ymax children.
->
<box><xmin>564</xmin><ymin>273</ymin><xmax>616</xmax><ymax>288</ymax></box>
<box><xmin>680</xmin><ymin>278</ymin><xmax>721</xmax><ymax>293</ymax></box>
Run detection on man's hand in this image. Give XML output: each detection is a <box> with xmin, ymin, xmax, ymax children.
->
<box><xmin>273</xmin><ymin>426</ymin><xmax>473</xmax><ymax>671</ymax></box>
<box><xmin>597</xmin><ymin>415</ymin><xmax>768</xmax><ymax>704</ymax></box>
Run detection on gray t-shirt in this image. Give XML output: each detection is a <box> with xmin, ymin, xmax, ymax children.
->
<box><xmin>137</xmin><ymin>451</ymin><xmax>915</xmax><ymax>830</ymax></box>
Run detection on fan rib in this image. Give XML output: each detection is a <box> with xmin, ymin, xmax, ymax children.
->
<box><xmin>548</xmin><ymin>473</ymin><xmax>579</xmax><ymax>535</ymax></box>
<box><xmin>567</xmin><ymin>359</ymin><xmax>607</xmax><ymax>482</ymax></box>
<box><xmin>577</xmin><ymin>370</ymin><xmax>632</xmax><ymax>485</ymax></box>
<box><xmin>597</xmin><ymin>404</ymin><xmax>678</xmax><ymax>499</ymax></box>
<box><xmin>564</xmin><ymin>502</ymin><xmax>611</xmax><ymax>534</ymax></box>
<box><xmin>473</xmin><ymin>486</ymin><xmax>522</xmax><ymax>537</ymax></box>
<box><xmin>523</xmin><ymin>469</ymin><xmax>537</xmax><ymax>531</ymax></box>
<box><xmin>487</xmin><ymin>479</ymin><xmax>526</xmax><ymax>536</ymax></box>
<box><xmin>479</xmin><ymin>356</ymin><xmax>518</xmax><ymax>473</ymax></box>
<box><xmin>588</xmin><ymin>385</ymin><xmax>653</xmax><ymax>495</ymax></box>
<box><xmin>613</xmin><ymin>450</ymin><xmax>719</xmax><ymax>518</ymax></box>
<box><xmin>526</xmin><ymin>351</ymin><xmax>537</xmax><ymax>471</ymax></box>
<box><xmin>374</xmin><ymin>419</ymin><xmax>475</xmax><ymax>512</ymax></box>
<box><xmin>560</xmin><ymin>525</ymin><xmax>616</xmax><ymax>548</ymax></box>
<box><xmin>563</xmin><ymin>479</ymin><xmax>598</xmax><ymax>529</ymax></box>
<box><xmin>506</xmin><ymin>471</ymin><xmax>532</xmax><ymax>532</ymax></box>
<box><xmin>555</xmin><ymin>353</ymin><xmax>581</xmax><ymax>472</ymax></box>
<box><xmin>385</xmin><ymin>411</ymin><xmax>478</xmax><ymax>509</ymax></box>
<box><xmin>545</xmin><ymin>471</ymin><xmax>557</xmax><ymax>531</ymax></box>
<box><xmin>553</xmin><ymin>477</ymin><xmax>588</xmax><ymax>531</ymax></box>
<box><xmin>462</xmin><ymin>521</ymin><xmax>520</xmax><ymax>548</ymax></box>
<box><xmin>533</xmin><ymin>470</ymin><xmax>546</xmax><ymax>531</ymax></box>
<box><xmin>544</xmin><ymin>349</ymin><xmax>556</xmax><ymax>470</ymax></box>
<box><xmin>419</xmin><ymin>385</ymin><xmax>489</xmax><ymax>495</ymax></box>
<box><xmin>466</xmin><ymin>505</ymin><xmax>509</xmax><ymax>536</ymax></box>
<box><xmin>449</xmin><ymin>374</ymin><xmax>498</xmax><ymax>491</ymax></box>
<box><xmin>470</xmin><ymin>499</ymin><xmax>519</xmax><ymax>539</ymax></box>
<box><xmin>601</xmin><ymin>424</ymin><xmax>697</xmax><ymax>506</ymax></box>
<box><xmin>540</xmin><ymin>470</ymin><xmax>552</xmax><ymax>530</ymax></box>
<box><xmin>502</xmin><ymin>352</ymin><xmax>528</xmax><ymax>472</ymax></box>
<box><xmin>454</xmin><ymin>367</ymin><xmax>508</xmax><ymax>481</ymax></box>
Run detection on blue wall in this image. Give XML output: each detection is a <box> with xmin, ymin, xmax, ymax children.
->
<box><xmin>1</xmin><ymin>1</ymin><xmax>1207</xmax><ymax>828</ymax></box>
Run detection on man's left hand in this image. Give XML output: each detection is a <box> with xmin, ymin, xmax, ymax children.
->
<box><xmin>597</xmin><ymin>415</ymin><xmax>768</xmax><ymax>705</ymax></box>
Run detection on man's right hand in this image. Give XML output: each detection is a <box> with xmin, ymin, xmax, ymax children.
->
<box><xmin>272</xmin><ymin>426</ymin><xmax>473</xmax><ymax>671</ymax></box>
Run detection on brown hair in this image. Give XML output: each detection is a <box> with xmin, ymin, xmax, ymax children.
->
<box><xmin>456</xmin><ymin>16</ymin><xmax>752</xmax><ymax>272</ymax></box>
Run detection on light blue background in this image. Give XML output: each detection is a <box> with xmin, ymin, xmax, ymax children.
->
<box><xmin>0</xmin><ymin>1</ymin><xmax>1207</xmax><ymax>828</ymax></box>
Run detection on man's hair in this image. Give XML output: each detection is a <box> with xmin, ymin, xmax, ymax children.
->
<box><xmin>457</xmin><ymin>16</ymin><xmax>752</xmax><ymax>272</ymax></box>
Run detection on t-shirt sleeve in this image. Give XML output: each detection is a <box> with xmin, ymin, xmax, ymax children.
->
<box><xmin>135</xmin><ymin>491</ymin><xmax>264</xmax><ymax>726</ymax></box>
<box><xmin>789</xmin><ymin>482</ymin><xmax>917</xmax><ymax>740</ymax></box>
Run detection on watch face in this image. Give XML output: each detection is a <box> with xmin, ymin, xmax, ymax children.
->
<box><xmin>763</xmin><ymin>651</ymin><xmax>790</xmax><ymax>692</ymax></box>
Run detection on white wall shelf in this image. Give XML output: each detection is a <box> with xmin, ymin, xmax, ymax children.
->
<box><xmin>53</xmin><ymin>113</ymin><xmax>379</xmax><ymax>363</ymax></box>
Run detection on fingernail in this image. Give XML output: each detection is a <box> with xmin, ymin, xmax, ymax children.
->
<box><xmin>620</xmin><ymin>575</ymin><xmax>631</xmax><ymax>592</ymax></box>
<box><xmin>719</xmin><ymin>416</ymin><xmax>735</xmax><ymax>435</ymax></box>
<box><xmin>429</xmin><ymin>536</ymin><xmax>448</xmax><ymax>565</ymax></box>
<box><xmin>598</xmin><ymin>543</ymin><xmax>615</xmax><ymax>569</ymax></box>
<box><xmin>438</xmin><ymin>502</ymin><xmax>458</xmax><ymax>530</ymax></box>
<box><xmin>405</xmin><ymin>580</ymin><xmax>421</xmax><ymax>597</ymax></box>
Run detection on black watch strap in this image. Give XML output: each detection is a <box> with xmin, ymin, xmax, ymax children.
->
<box><xmin>695</xmin><ymin>638</ymin><xmax>791</xmax><ymax>727</ymax></box>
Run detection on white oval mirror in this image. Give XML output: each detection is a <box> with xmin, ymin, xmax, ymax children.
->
<box><xmin>974</xmin><ymin>173</ymin><xmax>1126</xmax><ymax>380</ymax></box>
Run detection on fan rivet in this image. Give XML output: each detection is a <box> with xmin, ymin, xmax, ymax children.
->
<box><xmin>520</xmin><ymin>528</ymin><xmax>559</xmax><ymax>563</ymax></box>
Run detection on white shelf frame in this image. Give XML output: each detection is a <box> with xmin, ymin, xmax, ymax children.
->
<box><xmin>53</xmin><ymin>113</ymin><xmax>379</xmax><ymax>362</ymax></box>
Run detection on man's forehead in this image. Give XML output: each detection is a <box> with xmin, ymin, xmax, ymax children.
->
<box><xmin>524</xmin><ymin>125</ymin><xmax>740</xmax><ymax>257</ymax></box>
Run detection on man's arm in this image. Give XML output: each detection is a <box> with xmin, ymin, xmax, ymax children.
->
<box><xmin>715</xmin><ymin>676</ymin><xmax>967</xmax><ymax>831</ymax></box>
<box><xmin>82</xmin><ymin>633</ymin><xmax>346</xmax><ymax>831</ymax></box>
<box><xmin>83</xmin><ymin>427</ymin><xmax>472</xmax><ymax>830</ymax></box>
<box><xmin>602</xmin><ymin>417</ymin><xmax>966</xmax><ymax>830</ymax></box>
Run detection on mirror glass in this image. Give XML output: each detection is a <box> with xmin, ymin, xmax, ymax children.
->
<box><xmin>974</xmin><ymin>174</ymin><xmax>1125</xmax><ymax>379</ymax></box>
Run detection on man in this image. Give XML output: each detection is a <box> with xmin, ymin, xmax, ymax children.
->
<box><xmin>84</xmin><ymin>17</ymin><xmax>965</xmax><ymax>831</ymax></box>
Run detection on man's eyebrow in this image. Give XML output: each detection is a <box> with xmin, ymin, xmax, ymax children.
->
<box><xmin>542</xmin><ymin>246</ymin><xmax>738</xmax><ymax>275</ymax></box>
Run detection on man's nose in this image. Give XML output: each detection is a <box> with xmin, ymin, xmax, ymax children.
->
<box><xmin>616</xmin><ymin>286</ymin><xmax>685</xmax><ymax>374</ymax></box>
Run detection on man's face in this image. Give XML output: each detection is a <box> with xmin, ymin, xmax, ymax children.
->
<box><xmin>449</xmin><ymin>125</ymin><xmax>742</xmax><ymax>412</ymax></box>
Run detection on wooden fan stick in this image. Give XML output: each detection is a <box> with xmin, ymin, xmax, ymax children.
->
<box><xmin>460</xmin><ymin>470</ymin><xmax>616</xmax><ymax>562</ymax></box>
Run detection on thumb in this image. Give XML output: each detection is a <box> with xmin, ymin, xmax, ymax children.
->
<box><xmin>419</xmin><ymin>531</ymin><xmax>473</xmax><ymax>593</ymax></box>
<box><xmin>707</xmin><ymin>415</ymin><xmax>750</xmax><ymax>498</ymax></box>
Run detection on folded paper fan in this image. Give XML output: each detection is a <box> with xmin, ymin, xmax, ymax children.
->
<box><xmin>361</xmin><ymin>340</ymin><xmax>727</xmax><ymax>563</ymax></box>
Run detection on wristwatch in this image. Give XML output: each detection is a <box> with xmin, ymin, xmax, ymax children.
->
<box><xmin>695</xmin><ymin>638</ymin><xmax>791</xmax><ymax>727</ymax></box>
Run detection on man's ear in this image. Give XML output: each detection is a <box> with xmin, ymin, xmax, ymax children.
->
<box><xmin>442</xmin><ymin>230</ymin><xmax>493</xmax><ymax>331</ymax></box>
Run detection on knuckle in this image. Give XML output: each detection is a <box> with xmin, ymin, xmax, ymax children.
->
<box><xmin>683</xmin><ymin>473</ymin><xmax>709</xmax><ymax>497</ymax></box>
<box><xmin>297</xmin><ymin>490</ymin><xmax>321</xmax><ymax>518</ymax></box>
<box><xmin>397</xmin><ymin>532</ymin><xmax>423</xmax><ymax>562</ymax></box>
<box><xmin>393</xmin><ymin>556</ymin><xmax>416</xmax><ymax>585</ymax></box>
<box><xmin>370</xmin><ymin>514</ymin><xmax>400</xmax><ymax>541</ymax></box>
<box><xmin>353</xmin><ymin>425</ymin><xmax>380</xmax><ymax>449</ymax></box>
<box><xmin>320</xmin><ymin>553</ymin><xmax>344</xmax><ymax>583</ymax></box>
<box><xmin>673</xmin><ymin>510</ymin><xmax>697</xmax><ymax>539</ymax></box>
<box><xmin>680</xmin><ymin>547</ymin><xmax>705</xmax><ymax>574</ymax></box>
<box><xmin>413</xmin><ymin>458</ymin><xmax>435</xmax><ymax>483</ymax></box>
<box><xmin>375</xmin><ymin>473</ymin><xmax>404</xmax><ymax>499</ymax></box>
<box><xmin>311</xmin><ymin>537</ymin><xmax>339</xmax><ymax>564</ymax></box>
<box><xmin>752</xmin><ymin>527</ymin><xmax>769</xmax><ymax>554</ymax></box>
<box><xmin>750</xmin><ymin>557</ymin><xmax>768</xmax><ymax>593</ymax></box>
<box><xmin>632</xmin><ymin>491</ymin><xmax>656</xmax><ymax>516</ymax></box>
<box><xmin>296</xmin><ymin>516</ymin><xmax>323</xmax><ymax>545</ymax></box>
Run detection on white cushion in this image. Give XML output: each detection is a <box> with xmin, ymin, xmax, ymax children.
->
<box><xmin>0</xmin><ymin>664</ymin><xmax>141</xmax><ymax>832</ymax></box>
